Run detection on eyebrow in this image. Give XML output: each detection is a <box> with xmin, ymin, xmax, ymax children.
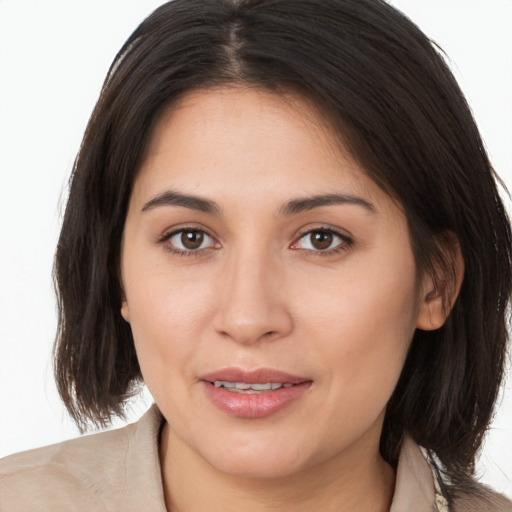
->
<box><xmin>142</xmin><ymin>190</ymin><xmax>221</xmax><ymax>214</ymax></box>
<box><xmin>141</xmin><ymin>190</ymin><xmax>376</xmax><ymax>216</ymax></box>
<box><xmin>280</xmin><ymin>193</ymin><xmax>376</xmax><ymax>215</ymax></box>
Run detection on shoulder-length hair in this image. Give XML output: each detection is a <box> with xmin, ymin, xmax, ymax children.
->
<box><xmin>54</xmin><ymin>0</ymin><xmax>511</xmax><ymax>501</ymax></box>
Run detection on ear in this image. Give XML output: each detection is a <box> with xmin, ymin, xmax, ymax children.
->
<box><xmin>120</xmin><ymin>291</ymin><xmax>130</xmax><ymax>323</ymax></box>
<box><xmin>416</xmin><ymin>237</ymin><xmax>464</xmax><ymax>331</ymax></box>
<box><xmin>118</xmin><ymin>262</ymin><xmax>130</xmax><ymax>323</ymax></box>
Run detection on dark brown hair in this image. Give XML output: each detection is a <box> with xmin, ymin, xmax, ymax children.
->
<box><xmin>53</xmin><ymin>0</ymin><xmax>512</xmax><ymax>502</ymax></box>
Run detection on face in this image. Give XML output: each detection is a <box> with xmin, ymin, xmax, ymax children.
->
<box><xmin>121</xmin><ymin>86</ymin><xmax>428</xmax><ymax>478</ymax></box>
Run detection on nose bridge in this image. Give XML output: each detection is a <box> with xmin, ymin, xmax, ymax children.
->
<box><xmin>214</xmin><ymin>241</ymin><xmax>292</xmax><ymax>344</ymax></box>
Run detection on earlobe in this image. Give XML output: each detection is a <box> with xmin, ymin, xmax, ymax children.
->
<box><xmin>416</xmin><ymin>238</ymin><xmax>464</xmax><ymax>331</ymax></box>
<box><xmin>120</xmin><ymin>294</ymin><xmax>130</xmax><ymax>323</ymax></box>
<box><xmin>416</xmin><ymin>285</ymin><xmax>445</xmax><ymax>330</ymax></box>
<box><xmin>119</xmin><ymin>269</ymin><xmax>130</xmax><ymax>322</ymax></box>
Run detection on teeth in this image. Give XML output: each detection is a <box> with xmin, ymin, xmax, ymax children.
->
<box><xmin>213</xmin><ymin>381</ymin><xmax>293</xmax><ymax>392</ymax></box>
<box><xmin>214</xmin><ymin>381</ymin><xmax>236</xmax><ymax>388</ymax></box>
<box><xmin>249</xmin><ymin>383</ymin><xmax>272</xmax><ymax>390</ymax></box>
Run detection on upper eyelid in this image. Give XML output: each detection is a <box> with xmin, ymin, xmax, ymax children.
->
<box><xmin>160</xmin><ymin>224</ymin><xmax>216</xmax><ymax>241</ymax></box>
<box><xmin>293</xmin><ymin>225</ymin><xmax>353</xmax><ymax>242</ymax></box>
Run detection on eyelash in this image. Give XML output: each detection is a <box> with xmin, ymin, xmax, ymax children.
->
<box><xmin>158</xmin><ymin>226</ymin><xmax>353</xmax><ymax>258</ymax></box>
<box><xmin>158</xmin><ymin>226</ymin><xmax>218</xmax><ymax>258</ymax></box>
<box><xmin>291</xmin><ymin>227</ymin><xmax>353</xmax><ymax>257</ymax></box>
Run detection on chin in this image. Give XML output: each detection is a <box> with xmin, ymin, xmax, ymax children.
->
<box><xmin>210</xmin><ymin>453</ymin><xmax>306</xmax><ymax>480</ymax></box>
<box><xmin>197</xmin><ymin>433</ymin><xmax>314</xmax><ymax>480</ymax></box>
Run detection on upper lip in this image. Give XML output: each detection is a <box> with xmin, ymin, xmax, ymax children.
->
<box><xmin>200</xmin><ymin>367</ymin><xmax>311</xmax><ymax>384</ymax></box>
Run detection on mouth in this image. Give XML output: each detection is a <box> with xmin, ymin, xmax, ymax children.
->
<box><xmin>200</xmin><ymin>368</ymin><xmax>313</xmax><ymax>418</ymax></box>
<box><xmin>211</xmin><ymin>381</ymin><xmax>296</xmax><ymax>393</ymax></box>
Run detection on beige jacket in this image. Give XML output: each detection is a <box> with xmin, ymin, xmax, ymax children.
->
<box><xmin>1</xmin><ymin>405</ymin><xmax>510</xmax><ymax>511</ymax></box>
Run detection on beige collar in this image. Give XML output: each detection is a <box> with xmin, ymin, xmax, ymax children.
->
<box><xmin>390</xmin><ymin>435</ymin><xmax>448</xmax><ymax>512</ymax></box>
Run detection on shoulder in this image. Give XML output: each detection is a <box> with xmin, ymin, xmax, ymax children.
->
<box><xmin>451</xmin><ymin>482</ymin><xmax>512</xmax><ymax>512</ymax></box>
<box><xmin>394</xmin><ymin>436</ymin><xmax>512</xmax><ymax>512</ymax></box>
<box><xmin>0</xmin><ymin>421</ymin><xmax>136</xmax><ymax>512</ymax></box>
<box><xmin>0</xmin><ymin>405</ymin><xmax>166</xmax><ymax>512</ymax></box>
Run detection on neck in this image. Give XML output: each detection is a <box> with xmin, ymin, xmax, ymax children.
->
<box><xmin>159</xmin><ymin>423</ymin><xmax>395</xmax><ymax>512</ymax></box>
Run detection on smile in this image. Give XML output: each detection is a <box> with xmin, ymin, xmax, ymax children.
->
<box><xmin>213</xmin><ymin>381</ymin><xmax>295</xmax><ymax>393</ymax></box>
<box><xmin>201</xmin><ymin>368</ymin><xmax>312</xmax><ymax>418</ymax></box>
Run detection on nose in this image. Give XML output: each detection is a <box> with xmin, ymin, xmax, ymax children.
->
<box><xmin>213</xmin><ymin>248</ymin><xmax>293</xmax><ymax>345</ymax></box>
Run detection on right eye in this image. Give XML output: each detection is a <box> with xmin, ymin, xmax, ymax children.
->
<box><xmin>164</xmin><ymin>229</ymin><xmax>217</xmax><ymax>254</ymax></box>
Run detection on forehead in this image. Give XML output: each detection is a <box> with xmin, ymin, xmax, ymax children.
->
<box><xmin>131</xmin><ymin>86</ymin><xmax>395</xmax><ymax>216</ymax></box>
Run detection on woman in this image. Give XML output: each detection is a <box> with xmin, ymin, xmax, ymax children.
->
<box><xmin>1</xmin><ymin>0</ymin><xmax>511</xmax><ymax>510</ymax></box>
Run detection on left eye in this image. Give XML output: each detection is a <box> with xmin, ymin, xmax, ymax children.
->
<box><xmin>168</xmin><ymin>229</ymin><xmax>215</xmax><ymax>251</ymax></box>
<box><xmin>293</xmin><ymin>229</ymin><xmax>347</xmax><ymax>251</ymax></box>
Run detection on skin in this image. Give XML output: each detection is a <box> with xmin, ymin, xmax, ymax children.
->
<box><xmin>120</xmin><ymin>86</ymin><xmax>455</xmax><ymax>511</ymax></box>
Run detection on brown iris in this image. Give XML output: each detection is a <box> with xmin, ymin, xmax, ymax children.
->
<box><xmin>310</xmin><ymin>230</ymin><xmax>333</xmax><ymax>250</ymax></box>
<box><xmin>181</xmin><ymin>230</ymin><xmax>205</xmax><ymax>250</ymax></box>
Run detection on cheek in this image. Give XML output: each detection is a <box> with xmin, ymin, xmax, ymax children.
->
<box><xmin>122</xmin><ymin>255</ymin><xmax>216</xmax><ymax>390</ymax></box>
<box><xmin>298</xmin><ymin>250</ymin><xmax>419</xmax><ymax>412</ymax></box>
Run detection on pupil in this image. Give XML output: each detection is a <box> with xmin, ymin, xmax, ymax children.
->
<box><xmin>181</xmin><ymin>230</ymin><xmax>204</xmax><ymax>249</ymax></box>
<box><xmin>312</xmin><ymin>231</ymin><xmax>332</xmax><ymax>250</ymax></box>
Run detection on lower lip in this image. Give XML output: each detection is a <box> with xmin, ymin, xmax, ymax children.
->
<box><xmin>202</xmin><ymin>381</ymin><xmax>312</xmax><ymax>418</ymax></box>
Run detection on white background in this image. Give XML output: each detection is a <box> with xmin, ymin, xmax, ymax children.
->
<box><xmin>0</xmin><ymin>0</ymin><xmax>511</xmax><ymax>499</ymax></box>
